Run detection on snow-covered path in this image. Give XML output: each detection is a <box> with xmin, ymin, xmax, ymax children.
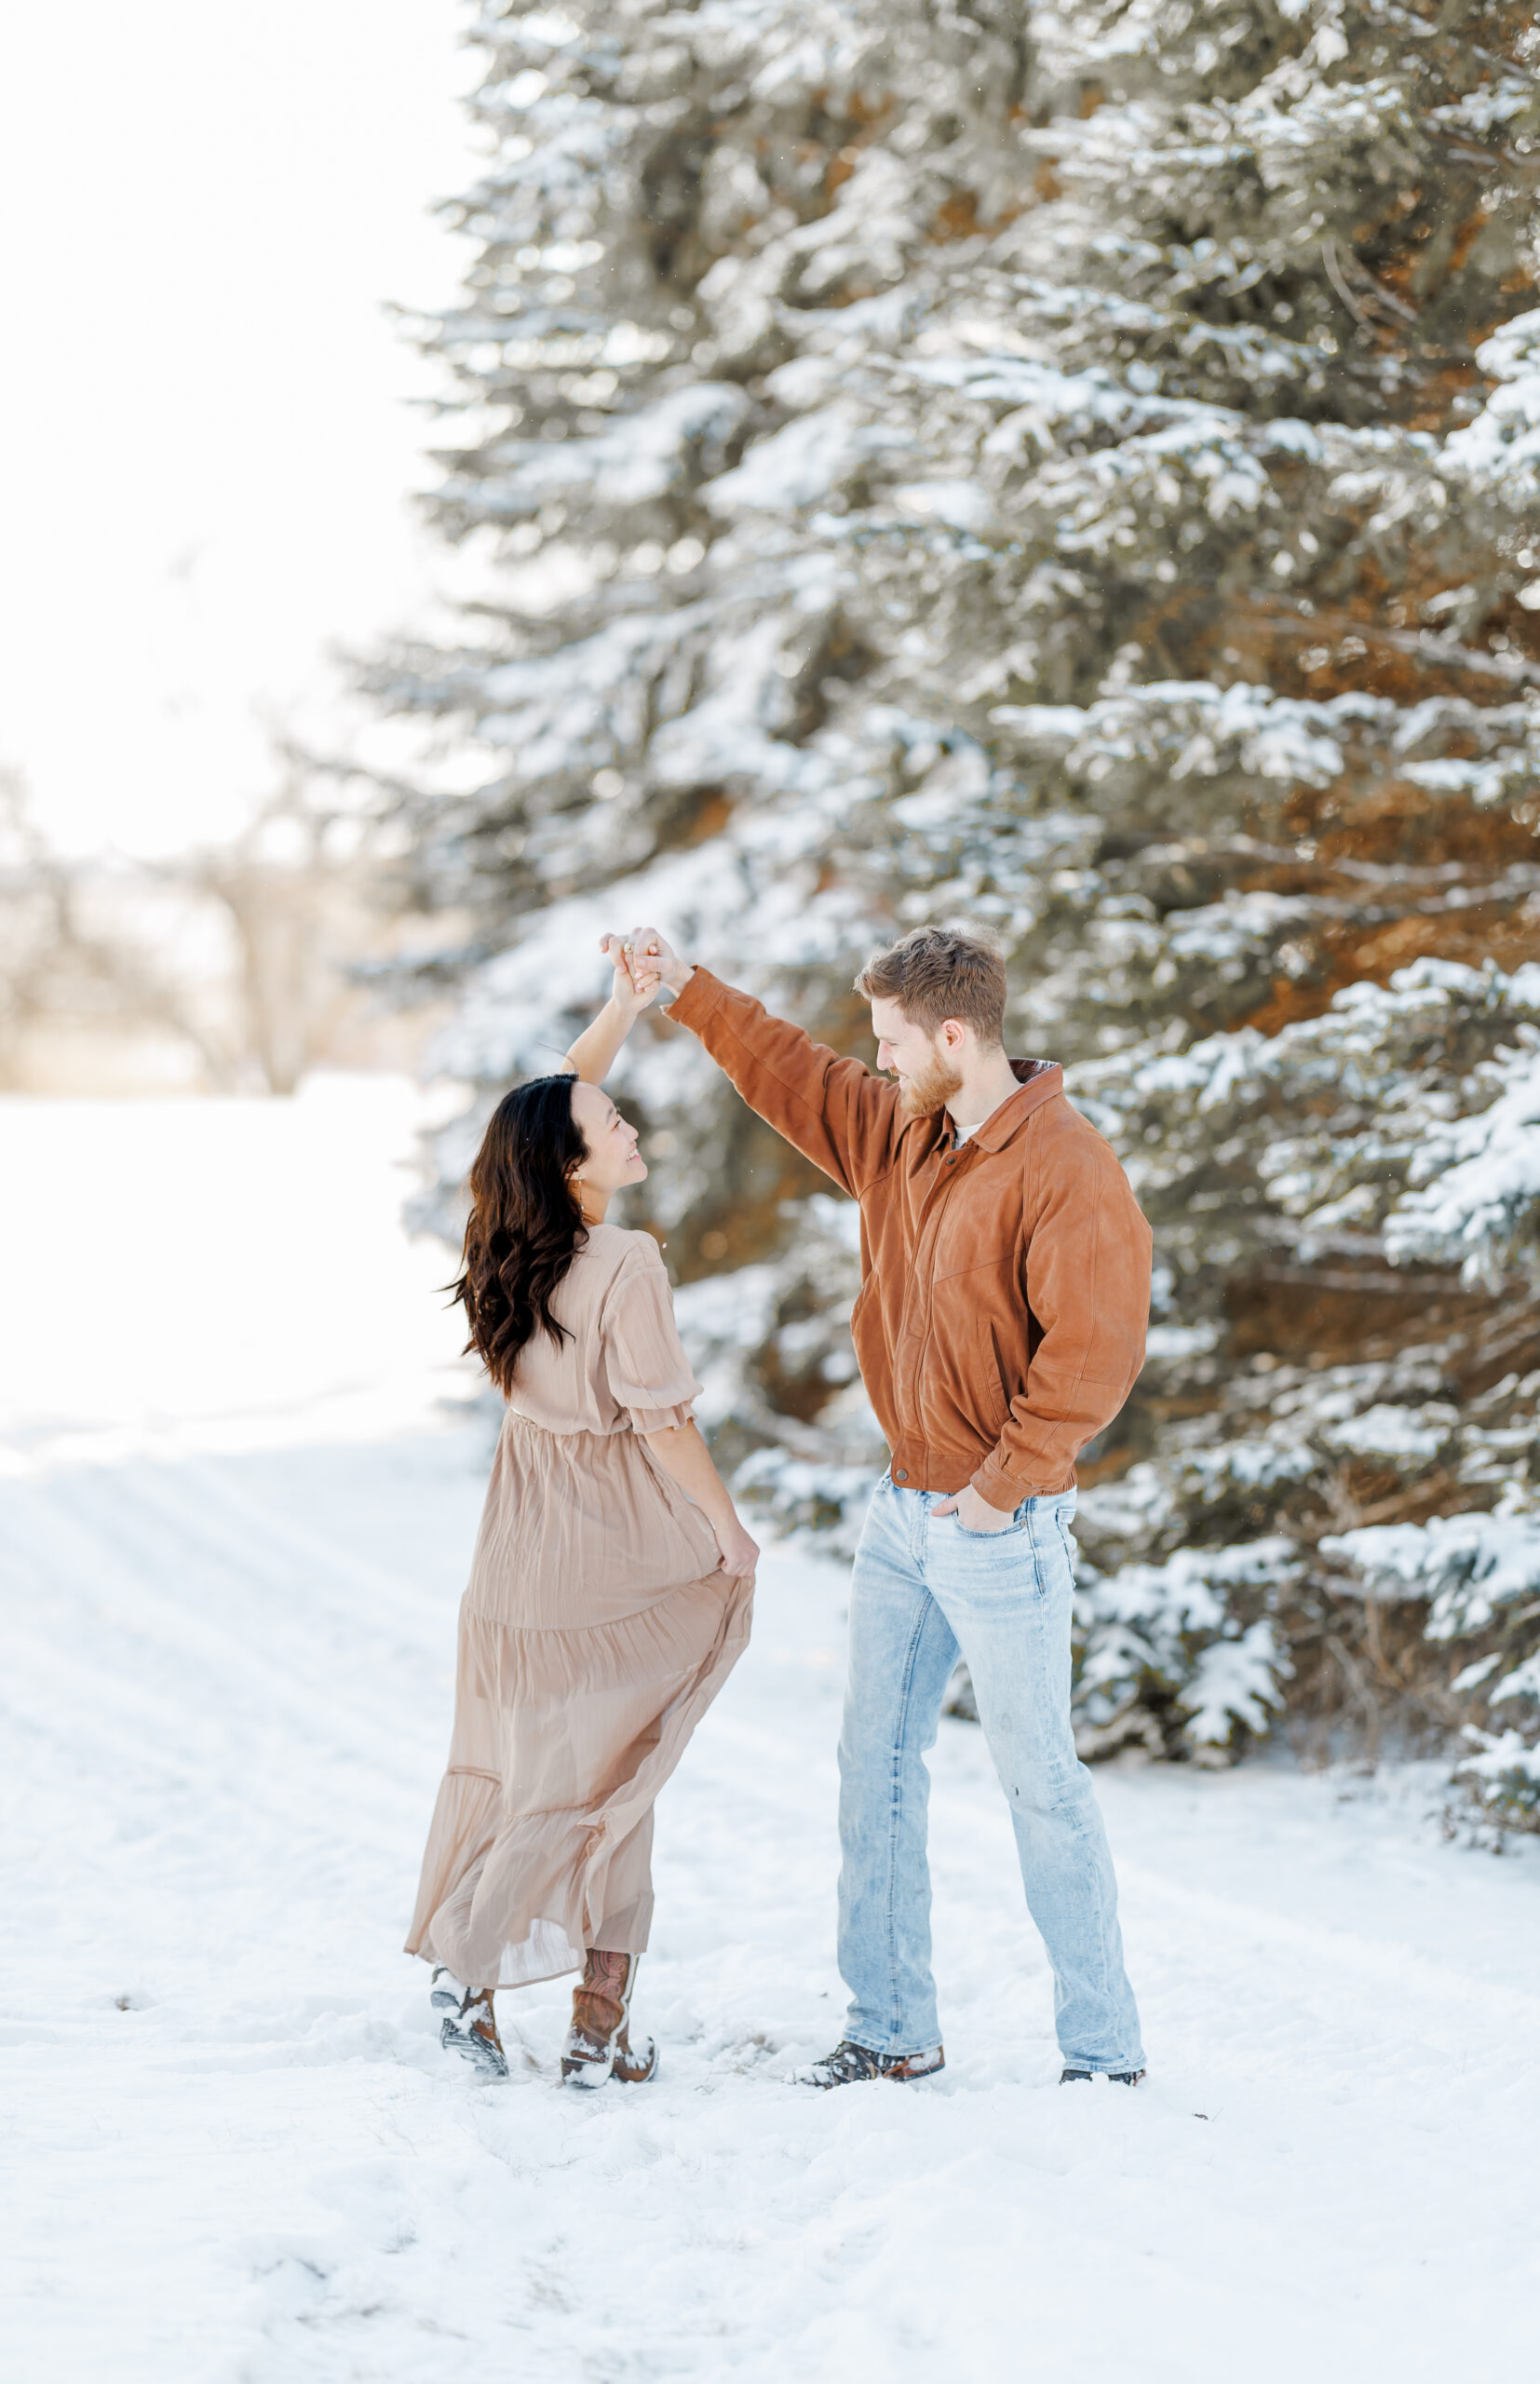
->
<box><xmin>3</xmin><ymin>1088</ymin><xmax>1537</xmax><ymax>2380</ymax></box>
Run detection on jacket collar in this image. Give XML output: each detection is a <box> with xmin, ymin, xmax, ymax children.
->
<box><xmin>961</xmin><ymin>1059</ymin><xmax>1061</xmax><ymax>1153</ymax></box>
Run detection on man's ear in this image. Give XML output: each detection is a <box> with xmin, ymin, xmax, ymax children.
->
<box><xmin>940</xmin><ymin>1017</ymin><xmax>968</xmax><ymax>1053</ymax></box>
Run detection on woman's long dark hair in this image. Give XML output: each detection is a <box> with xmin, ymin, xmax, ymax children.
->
<box><xmin>451</xmin><ymin>1076</ymin><xmax>588</xmax><ymax>1394</ymax></box>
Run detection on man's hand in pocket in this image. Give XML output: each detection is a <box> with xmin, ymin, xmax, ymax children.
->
<box><xmin>931</xmin><ymin>1484</ymin><xmax>1017</xmax><ymax>1532</ymax></box>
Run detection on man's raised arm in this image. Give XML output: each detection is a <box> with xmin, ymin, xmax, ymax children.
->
<box><xmin>627</xmin><ymin>926</ymin><xmax>900</xmax><ymax>1200</ymax></box>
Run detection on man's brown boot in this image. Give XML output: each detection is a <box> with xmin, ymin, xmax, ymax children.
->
<box><xmin>561</xmin><ymin>1949</ymin><xmax>658</xmax><ymax>2088</ymax></box>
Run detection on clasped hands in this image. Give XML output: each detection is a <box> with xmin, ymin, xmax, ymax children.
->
<box><xmin>599</xmin><ymin>925</ymin><xmax>679</xmax><ymax>1016</ymax></box>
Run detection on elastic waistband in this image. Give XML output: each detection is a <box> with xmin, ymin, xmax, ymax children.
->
<box><xmin>503</xmin><ymin>1409</ymin><xmax>628</xmax><ymax>1446</ymax></box>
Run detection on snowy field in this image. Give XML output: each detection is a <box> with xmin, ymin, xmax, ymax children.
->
<box><xmin>3</xmin><ymin>1082</ymin><xmax>1538</xmax><ymax>2382</ymax></box>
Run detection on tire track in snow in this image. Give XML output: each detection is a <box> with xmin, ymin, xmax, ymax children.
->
<box><xmin>2</xmin><ymin>1445</ymin><xmax>477</xmax><ymax>1812</ymax></box>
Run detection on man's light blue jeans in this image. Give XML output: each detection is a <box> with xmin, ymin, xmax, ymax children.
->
<box><xmin>837</xmin><ymin>1476</ymin><xmax>1144</xmax><ymax>2073</ymax></box>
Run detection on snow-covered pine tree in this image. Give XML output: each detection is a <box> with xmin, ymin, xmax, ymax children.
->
<box><xmin>379</xmin><ymin>0</ymin><xmax>1540</xmax><ymax>1807</ymax></box>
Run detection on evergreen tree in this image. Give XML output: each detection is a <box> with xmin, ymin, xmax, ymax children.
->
<box><xmin>379</xmin><ymin>0</ymin><xmax>1540</xmax><ymax>1808</ymax></box>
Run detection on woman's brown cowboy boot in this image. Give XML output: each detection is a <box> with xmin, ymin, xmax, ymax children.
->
<box><xmin>561</xmin><ymin>1949</ymin><xmax>658</xmax><ymax>2087</ymax></box>
<box><xmin>440</xmin><ymin>1983</ymin><xmax>508</xmax><ymax>2079</ymax></box>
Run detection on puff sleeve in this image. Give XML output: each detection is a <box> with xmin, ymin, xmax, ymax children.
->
<box><xmin>601</xmin><ymin>1240</ymin><xmax>704</xmax><ymax>1432</ymax></box>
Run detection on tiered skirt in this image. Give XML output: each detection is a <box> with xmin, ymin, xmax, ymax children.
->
<box><xmin>406</xmin><ymin>1412</ymin><xmax>752</xmax><ymax>1988</ymax></box>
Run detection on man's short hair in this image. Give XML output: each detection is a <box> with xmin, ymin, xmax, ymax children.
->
<box><xmin>853</xmin><ymin>924</ymin><xmax>1007</xmax><ymax>1046</ymax></box>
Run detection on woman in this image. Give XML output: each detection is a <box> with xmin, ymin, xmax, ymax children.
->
<box><xmin>406</xmin><ymin>939</ymin><xmax>758</xmax><ymax>2086</ymax></box>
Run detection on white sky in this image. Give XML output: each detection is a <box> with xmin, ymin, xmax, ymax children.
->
<box><xmin>0</xmin><ymin>3</ymin><xmax>477</xmax><ymax>858</ymax></box>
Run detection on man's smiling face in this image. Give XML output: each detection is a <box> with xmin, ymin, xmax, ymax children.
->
<box><xmin>870</xmin><ymin>996</ymin><xmax>965</xmax><ymax>1120</ymax></box>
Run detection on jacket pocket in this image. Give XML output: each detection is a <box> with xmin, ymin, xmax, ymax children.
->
<box><xmin>849</xmin><ymin>1275</ymin><xmax>879</xmax><ymax>1375</ymax></box>
<box><xmin>979</xmin><ymin>1323</ymin><xmax>1010</xmax><ymax>1436</ymax></box>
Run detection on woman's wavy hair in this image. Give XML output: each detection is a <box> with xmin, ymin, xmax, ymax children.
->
<box><xmin>451</xmin><ymin>1075</ymin><xmax>589</xmax><ymax>1394</ymax></box>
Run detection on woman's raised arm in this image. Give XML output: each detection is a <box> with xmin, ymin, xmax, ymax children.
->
<box><xmin>562</xmin><ymin>936</ymin><xmax>659</xmax><ymax>1083</ymax></box>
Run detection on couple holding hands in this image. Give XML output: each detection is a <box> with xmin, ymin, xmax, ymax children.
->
<box><xmin>407</xmin><ymin>923</ymin><xmax>1151</xmax><ymax>2092</ymax></box>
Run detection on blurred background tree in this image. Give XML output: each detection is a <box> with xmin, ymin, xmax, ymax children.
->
<box><xmin>0</xmin><ymin>757</ymin><xmax>444</xmax><ymax>1095</ymax></box>
<box><xmin>375</xmin><ymin>0</ymin><xmax>1540</xmax><ymax>1812</ymax></box>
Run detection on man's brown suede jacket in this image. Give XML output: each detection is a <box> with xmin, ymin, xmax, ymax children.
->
<box><xmin>668</xmin><ymin>968</ymin><xmax>1152</xmax><ymax>1509</ymax></box>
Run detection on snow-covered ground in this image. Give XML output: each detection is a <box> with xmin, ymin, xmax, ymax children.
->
<box><xmin>3</xmin><ymin>1084</ymin><xmax>1537</xmax><ymax>2381</ymax></box>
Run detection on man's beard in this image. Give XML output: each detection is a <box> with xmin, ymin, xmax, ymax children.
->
<box><xmin>896</xmin><ymin>1050</ymin><xmax>965</xmax><ymax>1120</ymax></box>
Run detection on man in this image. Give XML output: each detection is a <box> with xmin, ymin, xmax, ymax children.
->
<box><xmin>622</xmin><ymin>922</ymin><xmax>1149</xmax><ymax>2088</ymax></box>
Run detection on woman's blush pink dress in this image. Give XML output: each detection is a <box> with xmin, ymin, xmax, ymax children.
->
<box><xmin>406</xmin><ymin>1222</ymin><xmax>753</xmax><ymax>1989</ymax></box>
